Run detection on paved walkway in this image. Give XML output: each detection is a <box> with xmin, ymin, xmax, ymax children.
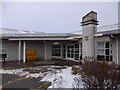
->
<box><xmin>1</xmin><ymin>74</ymin><xmax>51</xmax><ymax>89</ymax></box>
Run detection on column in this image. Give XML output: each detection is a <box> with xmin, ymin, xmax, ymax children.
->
<box><xmin>44</xmin><ymin>41</ymin><xmax>52</xmax><ymax>60</ymax></box>
<box><xmin>117</xmin><ymin>38</ymin><xmax>120</xmax><ymax>64</ymax></box>
<box><xmin>23</xmin><ymin>41</ymin><xmax>26</xmax><ymax>62</ymax></box>
<box><xmin>18</xmin><ymin>40</ymin><xmax>21</xmax><ymax>61</ymax></box>
<box><xmin>44</xmin><ymin>41</ymin><xmax>46</xmax><ymax>60</ymax></box>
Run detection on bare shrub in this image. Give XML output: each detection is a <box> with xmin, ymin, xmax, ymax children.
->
<box><xmin>81</xmin><ymin>57</ymin><xmax>120</xmax><ymax>89</ymax></box>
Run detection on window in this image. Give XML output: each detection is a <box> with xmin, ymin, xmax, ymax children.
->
<box><xmin>62</xmin><ymin>45</ymin><xmax>66</xmax><ymax>58</ymax></box>
<box><xmin>52</xmin><ymin>43</ymin><xmax>82</xmax><ymax>60</ymax></box>
<box><xmin>97</xmin><ymin>42</ymin><xmax>112</xmax><ymax>61</ymax></box>
<box><xmin>52</xmin><ymin>44</ymin><xmax>61</xmax><ymax>57</ymax></box>
<box><xmin>74</xmin><ymin>44</ymin><xmax>79</xmax><ymax>60</ymax></box>
<box><xmin>0</xmin><ymin>44</ymin><xmax>7</xmax><ymax>59</ymax></box>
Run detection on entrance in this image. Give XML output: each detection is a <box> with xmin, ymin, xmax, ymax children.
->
<box><xmin>66</xmin><ymin>44</ymin><xmax>74</xmax><ymax>60</ymax></box>
<box><xmin>66</xmin><ymin>44</ymin><xmax>81</xmax><ymax>60</ymax></box>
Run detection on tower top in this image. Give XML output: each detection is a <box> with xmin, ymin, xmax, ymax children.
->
<box><xmin>81</xmin><ymin>11</ymin><xmax>98</xmax><ymax>26</ymax></box>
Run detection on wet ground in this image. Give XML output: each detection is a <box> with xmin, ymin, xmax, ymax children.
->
<box><xmin>1</xmin><ymin>74</ymin><xmax>50</xmax><ymax>89</ymax></box>
<box><xmin>2</xmin><ymin>59</ymin><xmax>80</xmax><ymax>68</ymax></box>
<box><xmin>0</xmin><ymin>59</ymin><xmax>80</xmax><ymax>89</ymax></box>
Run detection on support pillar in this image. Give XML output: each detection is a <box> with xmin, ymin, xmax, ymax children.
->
<box><xmin>44</xmin><ymin>41</ymin><xmax>47</xmax><ymax>60</ymax></box>
<box><xmin>18</xmin><ymin>40</ymin><xmax>21</xmax><ymax>61</ymax></box>
<box><xmin>117</xmin><ymin>37</ymin><xmax>120</xmax><ymax>64</ymax></box>
<box><xmin>44</xmin><ymin>41</ymin><xmax>52</xmax><ymax>60</ymax></box>
<box><xmin>23</xmin><ymin>41</ymin><xmax>26</xmax><ymax>62</ymax></box>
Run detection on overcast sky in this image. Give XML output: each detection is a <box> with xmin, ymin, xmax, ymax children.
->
<box><xmin>1</xmin><ymin>2</ymin><xmax>118</xmax><ymax>33</ymax></box>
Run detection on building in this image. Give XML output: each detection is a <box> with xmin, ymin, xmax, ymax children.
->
<box><xmin>0</xmin><ymin>11</ymin><xmax>120</xmax><ymax>64</ymax></box>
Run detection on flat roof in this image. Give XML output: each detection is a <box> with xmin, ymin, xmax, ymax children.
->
<box><xmin>102</xmin><ymin>29</ymin><xmax>120</xmax><ymax>35</ymax></box>
<box><xmin>1</xmin><ymin>24</ymin><xmax>120</xmax><ymax>40</ymax></box>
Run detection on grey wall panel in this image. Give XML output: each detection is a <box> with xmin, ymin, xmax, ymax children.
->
<box><xmin>118</xmin><ymin>37</ymin><xmax>120</xmax><ymax>64</ymax></box>
<box><xmin>26</xmin><ymin>41</ymin><xmax>45</xmax><ymax>60</ymax></box>
<box><xmin>111</xmin><ymin>39</ymin><xmax>117</xmax><ymax>63</ymax></box>
<box><xmin>7</xmin><ymin>41</ymin><xmax>18</xmax><ymax>61</ymax></box>
<box><xmin>45</xmin><ymin>41</ymin><xmax>52</xmax><ymax>60</ymax></box>
<box><xmin>2</xmin><ymin>40</ymin><xmax>18</xmax><ymax>61</ymax></box>
<box><xmin>97</xmin><ymin>36</ymin><xmax>112</xmax><ymax>42</ymax></box>
<box><xmin>2</xmin><ymin>40</ymin><xmax>45</xmax><ymax>61</ymax></box>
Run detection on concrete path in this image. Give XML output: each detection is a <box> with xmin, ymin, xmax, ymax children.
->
<box><xmin>1</xmin><ymin>74</ymin><xmax>51</xmax><ymax>89</ymax></box>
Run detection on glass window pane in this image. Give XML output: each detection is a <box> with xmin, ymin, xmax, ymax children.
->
<box><xmin>105</xmin><ymin>42</ymin><xmax>109</xmax><ymax>48</ymax></box>
<box><xmin>62</xmin><ymin>53</ymin><xmax>65</xmax><ymax>58</ymax></box>
<box><xmin>62</xmin><ymin>49</ymin><xmax>65</xmax><ymax>52</ymax></box>
<box><xmin>75</xmin><ymin>48</ymin><xmax>79</xmax><ymax>53</ymax></box>
<box><xmin>106</xmin><ymin>56</ymin><xmax>109</xmax><ymax>61</ymax></box>
<box><xmin>62</xmin><ymin>45</ymin><xmax>65</xmax><ymax>48</ymax></box>
<box><xmin>110</xmin><ymin>55</ymin><xmax>112</xmax><ymax>61</ymax></box>
<box><xmin>52</xmin><ymin>45</ymin><xmax>61</xmax><ymax>56</ymax></box>
<box><xmin>97</xmin><ymin>42</ymin><xmax>104</xmax><ymax>49</ymax></box>
<box><xmin>80</xmin><ymin>43</ymin><xmax>82</xmax><ymax>48</ymax></box>
<box><xmin>97</xmin><ymin>55</ymin><xmax>105</xmax><ymax>60</ymax></box>
<box><xmin>0</xmin><ymin>49</ymin><xmax>7</xmax><ymax>54</ymax></box>
<box><xmin>0</xmin><ymin>49</ymin><xmax>2</xmax><ymax>54</ymax></box>
<box><xmin>97</xmin><ymin>49</ymin><xmax>104</xmax><ymax>55</ymax></box>
<box><xmin>67</xmin><ymin>53</ymin><xmax>70</xmax><ymax>57</ymax></box>
<box><xmin>1</xmin><ymin>44</ymin><xmax>7</xmax><ymax>48</ymax></box>
<box><xmin>80</xmin><ymin>54</ymin><xmax>82</xmax><ymax>60</ymax></box>
<box><xmin>75</xmin><ymin>54</ymin><xmax>79</xmax><ymax>60</ymax></box>
<box><xmin>111</xmin><ymin>50</ymin><xmax>112</xmax><ymax>54</ymax></box>
<box><xmin>75</xmin><ymin>44</ymin><xmax>79</xmax><ymax>48</ymax></box>
<box><xmin>105</xmin><ymin>49</ymin><xmax>109</xmax><ymax>55</ymax></box>
<box><xmin>81</xmin><ymin>49</ymin><xmax>82</xmax><ymax>54</ymax></box>
<box><xmin>110</xmin><ymin>43</ymin><xmax>112</xmax><ymax>47</ymax></box>
<box><xmin>71</xmin><ymin>54</ymin><xmax>74</xmax><ymax>58</ymax></box>
<box><xmin>52</xmin><ymin>45</ymin><xmax>60</xmax><ymax>48</ymax></box>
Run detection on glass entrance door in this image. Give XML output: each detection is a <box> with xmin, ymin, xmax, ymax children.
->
<box><xmin>67</xmin><ymin>44</ymin><xmax>74</xmax><ymax>60</ymax></box>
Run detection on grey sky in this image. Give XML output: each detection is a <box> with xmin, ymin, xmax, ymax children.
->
<box><xmin>2</xmin><ymin>2</ymin><xmax>118</xmax><ymax>33</ymax></box>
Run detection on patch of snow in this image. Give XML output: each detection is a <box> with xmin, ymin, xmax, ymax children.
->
<box><xmin>0</xmin><ymin>66</ymin><xmax>84</xmax><ymax>88</ymax></box>
<box><xmin>41</xmin><ymin>67</ymin><xmax>84</xmax><ymax>88</ymax></box>
<box><xmin>0</xmin><ymin>68</ymin><xmax>24</xmax><ymax>75</ymax></box>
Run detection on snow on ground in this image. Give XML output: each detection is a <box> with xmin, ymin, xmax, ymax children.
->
<box><xmin>0</xmin><ymin>66</ymin><xmax>84</xmax><ymax>88</ymax></box>
<box><xmin>45</xmin><ymin>67</ymin><xmax>84</xmax><ymax>88</ymax></box>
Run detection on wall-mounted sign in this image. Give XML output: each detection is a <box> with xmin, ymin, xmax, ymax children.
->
<box><xmin>53</xmin><ymin>42</ymin><xmax>60</xmax><ymax>45</ymax></box>
<box><xmin>84</xmin><ymin>36</ymin><xmax>88</xmax><ymax>41</ymax></box>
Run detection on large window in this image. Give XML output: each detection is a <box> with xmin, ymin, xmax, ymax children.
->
<box><xmin>74</xmin><ymin>43</ymin><xmax>82</xmax><ymax>60</ymax></box>
<box><xmin>74</xmin><ymin>44</ymin><xmax>79</xmax><ymax>60</ymax></box>
<box><xmin>52</xmin><ymin>44</ymin><xmax>61</xmax><ymax>57</ymax></box>
<box><xmin>52</xmin><ymin>43</ymin><xmax>82</xmax><ymax>60</ymax></box>
<box><xmin>97</xmin><ymin>42</ymin><xmax>112</xmax><ymax>61</ymax></box>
